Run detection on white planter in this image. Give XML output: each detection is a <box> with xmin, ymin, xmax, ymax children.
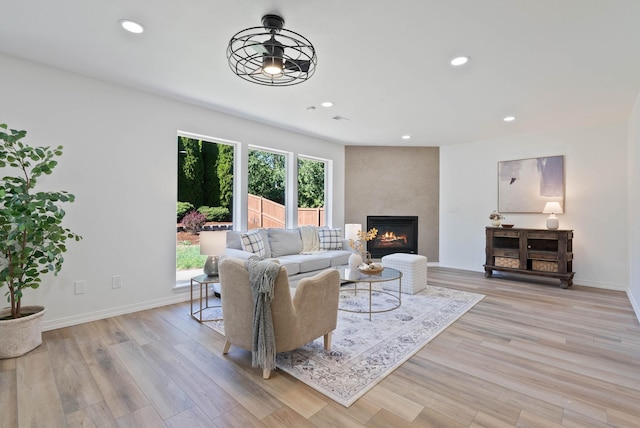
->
<box><xmin>0</xmin><ymin>305</ymin><xmax>46</xmax><ymax>359</ymax></box>
<box><xmin>348</xmin><ymin>252</ymin><xmax>363</xmax><ymax>270</ymax></box>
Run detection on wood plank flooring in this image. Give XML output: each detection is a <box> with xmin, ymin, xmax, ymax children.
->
<box><xmin>1</xmin><ymin>267</ymin><xmax>639</xmax><ymax>427</ymax></box>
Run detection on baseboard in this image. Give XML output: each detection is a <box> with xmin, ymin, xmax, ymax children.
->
<box><xmin>42</xmin><ymin>292</ymin><xmax>191</xmax><ymax>331</ymax></box>
<box><xmin>435</xmin><ymin>263</ymin><xmax>627</xmax><ymax>291</ymax></box>
<box><xmin>570</xmin><ymin>278</ymin><xmax>627</xmax><ymax>291</ymax></box>
<box><xmin>628</xmin><ymin>289</ymin><xmax>640</xmax><ymax>324</ymax></box>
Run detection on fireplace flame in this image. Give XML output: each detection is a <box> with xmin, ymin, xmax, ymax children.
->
<box><xmin>367</xmin><ymin>216</ymin><xmax>418</xmax><ymax>257</ymax></box>
<box><xmin>379</xmin><ymin>231</ymin><xmax>408</xmax><ymax>245</ymax></box>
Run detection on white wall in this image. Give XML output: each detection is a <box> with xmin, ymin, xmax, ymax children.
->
<box><xmin>0</xmin><ymin>54</ymin><xmax>346</xmax><ymax>329</ymax></box>
<box><xmin>628</xmin><ymin>92</ymin><xmax>640</xmax><ymax>317</ymax></box>
<box><xmin>440</xmin><ymin>122</ymin><xmax>629</xmax><ymax>290</ymax></box>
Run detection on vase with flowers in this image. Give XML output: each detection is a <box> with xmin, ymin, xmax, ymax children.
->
<box><xmin>489</xmin><ymin>211</ymin><xmax>505</xmax><ymax>227</ymax></box>
<box><xmin>348</xmin><ymin>227</ymin><xmax>378</xmax><ymax>269</ymax></box>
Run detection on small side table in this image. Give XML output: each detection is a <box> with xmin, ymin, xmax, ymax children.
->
<box><xmin>190</xmin><ymin>274</ymin><xmax>222</xmax><ymax>322</ymax></box>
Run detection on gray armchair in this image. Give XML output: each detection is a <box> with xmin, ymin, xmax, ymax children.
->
<box><xmin>218</xmin><ymin>257</ymin><xmax>341</xmax><ymax>379</ymax></box>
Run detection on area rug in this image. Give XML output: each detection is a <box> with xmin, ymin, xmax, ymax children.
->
<box><xmin>203</xmin><ymin>284</ymin><xmax>484</xmax><ymax>407</ymax></box>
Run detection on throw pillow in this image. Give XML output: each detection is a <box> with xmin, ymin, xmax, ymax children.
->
<box><xmin>240</xmin><ymin>230</ymin><xmax>266</xmax><ymax>259</ymax></box>
<box><xmin>226</xmin><ymin>229</ymin><xmax>271</xmax><ymax>258</ymax></box>
<box><xmin>268</xmin><ymin>228</ymin><xmax>303</xmax><ymax>258</ymax></box>
<box><xmin>319</xmin><ymin>227</ymin><xmax>343</xmax><ymax>250</ymax></box>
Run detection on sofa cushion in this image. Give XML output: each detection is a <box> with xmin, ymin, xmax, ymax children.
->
<box><xmin>227</xmin><ymin>229</ymin><xmax>271</xmax><ymax>258</ymax></box>
<box><xmin>318</xmin><ymin>227</ymin><xmax>343</xmax><ymax>250</ymax></box>
<box><xmin>323</xmin><ymin>250</ymin><xmax>352</xmax><ymax>267</ymax></box>
<box><xmin>268</xmin><ymin>228</ymin><xmax>303</xmax><ymax>257</ymax></box>
<box><xmin>226</xmin><ymin>230</ymin><xmax>243</xmax><ymax>250</ymax></box>
<box><xmin>278</xmin><ymin>254</ymin><xmax>331</xmax><ymax>273</ymax></box>
<box><xmin>240</xmin><ymin>230</ymin><xmax>266</xmax><ymax>259</ymax></box>
<box><xmin>268</xmin><ymin>257</ymin><xmax>300</xmax><ymax>276</ymax></box>
<box><xmin>227</xmin><ymin>230</ymin><xmax>246</xmax><ymax>250</ymax></box>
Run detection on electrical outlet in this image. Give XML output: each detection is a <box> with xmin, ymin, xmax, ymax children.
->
<box><xmin>112</xmin><ymin>275</ymin><xmax>123</xmax><ymax>289</ymax></box>
<box><xmin>74</xmin><ymin>280</ymin><xmax>86</xmax><ymax>295</ymax></box>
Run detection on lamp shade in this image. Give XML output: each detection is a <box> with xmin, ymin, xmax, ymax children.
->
<box><xmin>542</xmin><ymin>202</ymin><xmax>563</xmax><ymax>214</ymax></box>
<box><xmin>543</xmin><ymin>202</ymin><xmax>563</xmax><ymax>230</ymax></box>
<box><xmin>199</xmin><ymin>231</ymin><xmax>227</xmax><ymax>256</ymax></box>
<box><xmin>344</xmin><ymin>224</ymin><xmax>361</xmax><ymax>241</ymax></box>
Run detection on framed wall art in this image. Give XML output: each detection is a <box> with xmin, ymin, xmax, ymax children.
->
<box><xmin>498</xmin><ymin>155</ymin><xmax>564</xmax><ymax>213</ymax></box>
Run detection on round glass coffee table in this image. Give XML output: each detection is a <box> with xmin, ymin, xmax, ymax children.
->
<box><xmin>336</xmin><ymin>266</ymin><xmax>402</xmax><ymax>321</ymax></box>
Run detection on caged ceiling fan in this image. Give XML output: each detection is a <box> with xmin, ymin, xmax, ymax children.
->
<box><xmin>227</xmin><ymin>14</ymin><xmax>317</xmax><ymax>86</ymax></box>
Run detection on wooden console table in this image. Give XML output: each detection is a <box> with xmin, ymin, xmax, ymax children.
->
<box><xmin>484</xmin><ymin>227</ymin><xmax>574</xmax><ymax>288</ymax></box>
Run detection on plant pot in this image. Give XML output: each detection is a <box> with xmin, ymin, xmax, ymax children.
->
<box><xmin>0</xmin><ymin>305</ymin><xmax>46</xmax><ymax>359</ymax></box>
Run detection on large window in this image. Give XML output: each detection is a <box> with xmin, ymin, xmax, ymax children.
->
<box><xmin>176</xmin><ymin>136</ymin><xmax>234</xmax><ymax>279</ymax></box>
<box><xmin>248</xmin><ymin>148</ymin><xmax>287</xmax><ymax>229</ymax></box>
<box><xmin>298</xmin><ymin>157</ymin><xmax>326</xmax><ymax>226</ymax></box>
<box><xmin>175</xmin><ymin>134</ymin><xmax>331</xmax><ymax>283</ymax></box>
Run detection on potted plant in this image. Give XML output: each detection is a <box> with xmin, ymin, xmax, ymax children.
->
<box><xmin>0</xmin><ymin>123</ymin><xmax>82</xmax><ymax>358</ymax></box>
<box><xmin>489</xmin><ymin>211</ymin><xmax>504</xmax><ymax>227</ymax></box>
<box><xmin>348</xmin><ymin>227</ymin><xmax>378</xmax><ymax>268</ymax></box>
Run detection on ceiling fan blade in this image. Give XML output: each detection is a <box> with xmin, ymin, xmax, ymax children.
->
<box><xmin>284</xmin><ymin>59</ymin><xmax>311</xmax><ymax>73</ymax></box>
<box><xmin>248</xmin><ymin>41</ymin><xmax>268</xmax><ymax>55</ymax></box>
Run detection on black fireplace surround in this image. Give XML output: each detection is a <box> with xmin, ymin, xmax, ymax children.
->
<box><xmin>366</xmin><ymin>215</ymin><xmax>418</xmax><ymax>258</ymax></box>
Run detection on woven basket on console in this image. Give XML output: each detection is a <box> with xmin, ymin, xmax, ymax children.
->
<box><xmin>532</xmin><ymin>260</ymin><xmax>559</xmax><ymax>272</ymax></box>
<box><xmin>0</xmin><ymin>305</ymin><xmax>46</xmax><ymax>359</ymax></box>
<box><xmin>495</xmin><ymin>257</ymin><xmax>519</xmax><ymax>269</ymax></box>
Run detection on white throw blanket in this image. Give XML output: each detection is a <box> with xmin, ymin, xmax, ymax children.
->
<box><xmin>300</xmin><ymin>225</ymin><xmax>322</xmax><ymax>253</ymax></box>
<box><xmin>247</xmin><ymin>259</ymin><xmax>280</xmax><ymax>372</ymax></box>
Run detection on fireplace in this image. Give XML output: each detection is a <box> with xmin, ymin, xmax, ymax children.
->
<box><xmin>366</xmin><ymin>216</ymin><xmax>418</xmax><ymax>258</ymax></box>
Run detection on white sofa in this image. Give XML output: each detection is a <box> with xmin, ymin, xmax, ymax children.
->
<box><xmin>224</xmin><ymin>227</ymin><xmax>353</xmax><ymax>282</ymax></box>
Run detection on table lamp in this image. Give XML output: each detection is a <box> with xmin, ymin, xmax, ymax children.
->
<box><xmin>345</xmin><ymin>223</ymin><xmax>363</xmax><ymax>270</ymax></box>
<box><xmin>199</xmin><ymin>231</ymin><xmax>227</xmax><ymax>276</ymax></box>
<box><xmin>542</xmin><ymin>202</ymin><xmax>563</xmax><ymax>230</ymax></box>
<box><xmin>345</xmin><ymin>223</ymin><xmax>362</xmax><ymax>243</ymax></box>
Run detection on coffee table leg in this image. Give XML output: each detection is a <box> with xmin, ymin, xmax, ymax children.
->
<box><xmin>369</xmin><ymin>281</ymin><xmax>372</xmax><ymax>321</ymax></box>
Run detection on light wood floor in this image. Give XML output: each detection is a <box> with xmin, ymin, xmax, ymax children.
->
<box><xmin>2</xmin><ymin>267</ymin><xmax>640</xmax><ymax>427</ymax></box>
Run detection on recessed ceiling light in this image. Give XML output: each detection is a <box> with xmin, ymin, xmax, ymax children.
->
<box><xmin>321</xmin><ymin>101</ymin><xmax>334</xmax><ymax>108</ymax></box>
<box><xmin>503</xmin><ymin>115</ymin><xmax>516</xmax><ymax>122</ymax></box>
<box><xmin>119</xmin><ymin>19</ymin><xmax>144</xmax><ymax>34</ymax></box>
<box><xmin>401</xmin><ymin>135</ymin><xmax>411</xmax><ymax>140</ymax></box>
<box><xmin>450</xmin><ymin>56</ymin><xmax>470</xmax><ymax>66</ymax></box>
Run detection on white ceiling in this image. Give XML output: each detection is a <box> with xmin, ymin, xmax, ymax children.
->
<box><xmin>2</xmin><ymin>0</ymin><xmax>640</xmax><ymax>146</ymax></box>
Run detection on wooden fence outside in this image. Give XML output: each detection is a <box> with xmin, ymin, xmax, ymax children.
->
<box><xmin>248</xmin><ymin>194</ymin><xmax>324</xmax><ymax>229</ymax></box>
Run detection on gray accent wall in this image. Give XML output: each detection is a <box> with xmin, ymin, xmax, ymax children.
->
<box><xmin>344</xmin><ymin>146</ymin><xmax>439</xmax><ymax>262</ymax></box>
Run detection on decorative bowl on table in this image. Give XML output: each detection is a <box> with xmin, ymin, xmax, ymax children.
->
<box><xmin>501</xmin><ymin>224</ymin><xmax>514</xmax><ymax>228</ymax></box>
<box><xmin>358</xmin><ymin>263</ymin><xmax>384</xmax><ymax>275</ymax></box>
